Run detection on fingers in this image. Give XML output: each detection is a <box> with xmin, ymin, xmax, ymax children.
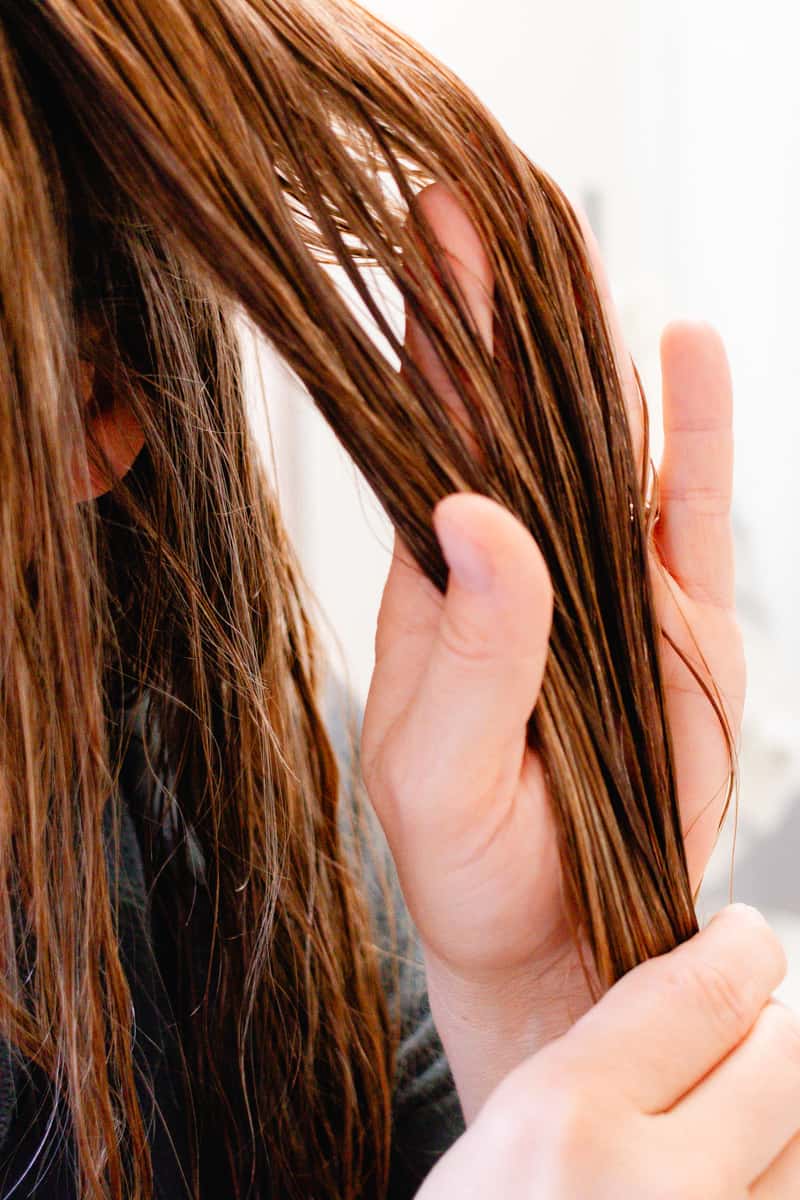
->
<box><xmin>405</xmin><ymin>182</ymin><xmax>495</xmax><ymax>355</ymax></box>
<box><xmin>405</xmin><ymin>185</ymin><xmax>645</xmax><ymax>471</ymax></box>
<box><xmin>403</xmin><ymin>183</ymin><xmax>495</xmax><ymax>456</ymax></box>
<box><xmin>669</xmin><ymin>1000</ymin><xmax>800</xmax><ymax>1191</ymax></box>
<box><xmin>377</xmin><ymin>183</ymin><xmax>497</xmax><ymax>663</ymax></box>
<box><xmin>549</xmin><ymin>905</ymin><xmax>787</xmax><ymax>1113</ymax></box>
<box><xmin>655</xmin><ymin>321</ymin><xmax>735</xmax><ymax>609</ymax></box>
<box><xmin>397</xmin><ymin>491</ymin><xmax>553</xmax><ymax>810</ymax></box>
<box><xmin>751</xmin><ymin>1133</ymin><xmax>800</xmax><ymax>1198</ymax></box>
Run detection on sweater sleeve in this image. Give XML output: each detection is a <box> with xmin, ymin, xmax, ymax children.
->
<box><xmin>385</xmin><ymin>948</ymin><xmax>465</xmax><ymax>1198</ymax></box>
<box><xmin>325</xmin><ymin>678</ymin><xmax>465</xmax><ymax>1198</ymax></box>
<box><xmin>351</xmin><ymin>811</ymin><xmax>464</xmax><ymax>1199</ymax></box>
<box><xmin>0</xmin><ymin>685</ymin><xmax>465</xmax><ymax>1199</ymax></box>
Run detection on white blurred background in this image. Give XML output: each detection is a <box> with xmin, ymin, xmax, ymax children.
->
<box><xmin>242</xmin><ymin>1</ymin><xmax>800</xmax><ymax>999</ymax></box>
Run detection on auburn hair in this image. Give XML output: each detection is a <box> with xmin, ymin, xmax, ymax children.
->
<box><xmin>0</xmin><ymin>2</ymin><xmax>731</xmax><ymax>1197</ymax></box>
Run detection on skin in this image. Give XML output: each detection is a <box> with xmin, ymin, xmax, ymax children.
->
<box><xmin>87</xmin><ymin>187</ymin><xmax>794</xmax><ymax>1193</ymax></box>
<box><xmin>74</xmin><ymin>353</ymin><xmax>146</xmax><ymax>500</ymax></box>
<box><xmin>417</xmin><ymin>905</ymin><xmax>800</xmax><ymax>1199</ymax></box>
<box><xmin>362</xmin><ymin>183</ymin><xmax>745</xmax><ymax>1118</ymax></box>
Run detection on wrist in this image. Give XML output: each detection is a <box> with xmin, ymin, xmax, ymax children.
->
<box><xmin>423</xmin><ymin>945</ymin><xmax>595</xmax><ymax>1123</ymax></box>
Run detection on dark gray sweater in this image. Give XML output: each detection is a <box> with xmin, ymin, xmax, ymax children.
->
<box><xmin>0</xmin><ymin>716</ymin><xmax>463</xmax><ymax>1198</ymax></box>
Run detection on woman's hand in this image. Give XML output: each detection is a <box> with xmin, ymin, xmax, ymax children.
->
<box><xmin>416</xmin><ymin>907</ymin><xmax>800</xmax><ymax>1200</ymax></box>
<box><xmin>361</xmin><ymin>184</ymin><xmax>745</xmax><ymax>1119</ymax></box>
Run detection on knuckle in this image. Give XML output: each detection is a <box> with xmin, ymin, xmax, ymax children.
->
<box><xmin>660</xmin><ymin>483</ymin><xmax>731</xmax><ymax>517</ymax></box>
<box><xmin>507</xmin><ymin>1055</ymin><xmax>599</xmax><ymax>1157</ymax></box>
<box><xmin>479</xmin><ymin>1073</ymin><xmax>541</xmax><ymax>1157</ymax></box>
<box><xmin>438</xmin><ymin>608</ymin><xmax>495</xmax><ymax>664</ymax></box>
<box><xmin>652</xmin><ymin>1174</ymin><xmax>706</xmax><ymax>1200</ymax></box>
<box><xmin>656</xmin><ymin>1140</ymin><xmax>732</xmax><ymax>1200</ymax></box>
<box><xmin>685</xmin><ymin>1156</ymin><xmax>745</xmax><ymax>1200</ymax></box>
<box><xmin>685</xmin><ymin>1176</ymin><xmax>732</xmax><ymax>1200</ymax></box>
<box><xmin>758</xmin><ymin>1003</ymin><xmax>800</xmax><ymax>1071</ymax></box>
<box><xmin>484</xmin><ymin>1056</ymin><xmax>592</xmax><ymax>1156</ymax></box>
<box><xmin>666</xmin><ymin>958</ymin><xmax>752</xmax><ymax>1040</ymax></box>
<box><xmin>537</xmin><ymin>1079</ymin><xmax>618</xmax><ymax>1189</ymax></box>
<box><xmin>546</xmin><ymin>1089</ymin><xmax>597</xmax><ymax>1157</ymax></box>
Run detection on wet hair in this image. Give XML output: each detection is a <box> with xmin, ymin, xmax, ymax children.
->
<box><xmin>0</xmin><ymin>2</ymin><xmax>731</xmax><ymax>1197</ymax></box>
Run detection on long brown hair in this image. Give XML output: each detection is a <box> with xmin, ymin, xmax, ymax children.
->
<box><xmin>0</xmin><ymin>1</ymin><xmax>731</xmax><ymax>1198</ymax></box>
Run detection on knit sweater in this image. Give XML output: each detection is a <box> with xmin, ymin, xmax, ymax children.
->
<box><xmin>0</xmin><ymin>712</ymin><xmax>463</xmax><ymax>1198</ymax></box>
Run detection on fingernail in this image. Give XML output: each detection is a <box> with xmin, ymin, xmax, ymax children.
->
<box><xmin>435</xmin><ymin>514</ymin><xmax>493</xmax><ymax>593</ymax></box>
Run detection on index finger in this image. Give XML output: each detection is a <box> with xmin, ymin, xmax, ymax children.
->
<box><xmin>402</xmin><ymin>182</ymin><xmax>495</xmax><ymax>462</ymax></box>
<box><xmin>654</xmin><ymin>321</ymin><xmax>735</xmax><ymax>610</ymax></box>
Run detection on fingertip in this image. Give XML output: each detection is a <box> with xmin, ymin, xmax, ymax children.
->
<box><xmin>433</xmin><ymin>490</ymin><xmax>499</xmax><ymax>531</ymax></box>
<box><xmin>410</xmin><ymin>183</ymin><xmax>489</xmax><ymax>272</ymax></box>
<box><xmin>660</xmin><ymin>320</ymin><xmax>733</xmax><ymax>431</ymax></box>
<box><xmin>433</xmin><ymin>492</ymin><xmax>530</xmax><ymax>558</ymax></box>
<box><xmin>406</xmin><ymin>182</ymin><xmax>495</xmax><ymax>352</ymax></box>
<box><xmin>661</xmin><ymin>320</ymin><xmax>731</xmax><ymax>376</ymax></box>
<box><xmin>434</xmin><ymin>497</ymin><xmax>495</xmax><ymax>595</ymax></box>
<box><xmin>707</xmin><ymin>903</ymin><xmax>788</xmax><ymax>989</ymax></box>
<box><xmin>711</xmin><ymin>902</ymin><xmax>770</xmax><ymax>933</ymax></box>
<box><xmin>433</xmin><ymin>493</ymin><xmax>553</xmax><ymax>610</ymax></box>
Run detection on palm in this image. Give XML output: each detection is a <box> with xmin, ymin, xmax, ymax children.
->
<box><xmin>364</xmin><ymin>539</ymin><xmax>562</xmax><ymax>975</ymax></box>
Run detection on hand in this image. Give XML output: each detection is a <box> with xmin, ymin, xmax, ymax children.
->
<box><xmin>361</xmin><ymin>183</ymin><xmax>744</xmax><ymax>1118</ymax></box>
<box><xmin>415</xmin><ymin>907</ymin><xmax>800</xmax><ymax>1200</ymax></box>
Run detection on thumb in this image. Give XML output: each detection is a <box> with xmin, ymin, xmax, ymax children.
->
<box><xmin>398</xmin><ymin>491</ymin><xmax>553</xmax><ymax>816</ymax></box>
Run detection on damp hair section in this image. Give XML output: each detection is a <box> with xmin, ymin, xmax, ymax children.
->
<box><xmin>0</xmin><ymin>3</ymin><xmax>733</xmax><ymax>1199</ymax></box>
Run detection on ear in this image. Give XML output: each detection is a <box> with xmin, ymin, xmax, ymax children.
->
<box><xmin>73</xmin><ymin>357</ymin><xmax>146</xmax><ymax>501</ymax></box>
